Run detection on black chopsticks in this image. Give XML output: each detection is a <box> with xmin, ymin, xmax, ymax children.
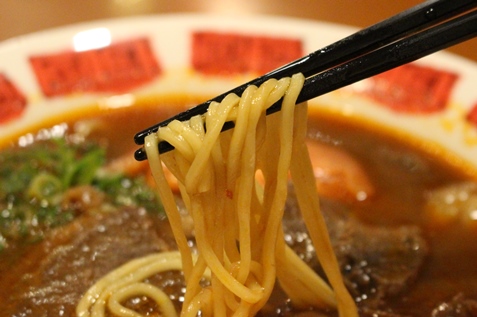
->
<box><xmin>134</xmin><ymin>0</ymin><xmax>477</xmax><ymax>161</ymax></box>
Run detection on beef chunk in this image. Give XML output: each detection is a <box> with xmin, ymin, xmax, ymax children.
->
<box><xmin>4</xmin><ymin>207</ymin><xmax>173</xmax><ymax>317</ymax></box>
<box><xmin>333</xmin><ymin>212</ymin><xmax>428</xmax><ymax>306</ymax></box>
<box><xmin>431</xmin><ymin>294</ymin><xmax>477</xmax><ymax>317</ymax></box>
<box><xmin>283</xmin><ymin>188</ymin><xmax>428</xmax><ymax>309</ymax></box>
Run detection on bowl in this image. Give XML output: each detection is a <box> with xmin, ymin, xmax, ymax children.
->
<box><xmin>1</xmin><ymin>14</ymin><xmax>477</xmax><ymax>316</ymax></box>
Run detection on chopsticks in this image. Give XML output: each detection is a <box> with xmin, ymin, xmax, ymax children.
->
<box><xmin>134</xmin><ymin>0</ymin><xmax>477</xmax><ymax>161</ymax></box>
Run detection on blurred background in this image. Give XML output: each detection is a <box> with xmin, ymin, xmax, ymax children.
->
<box><xmin>1</xmin><ymin>0</ymin><xmax>476</xmax><ymax>62</ymax></box>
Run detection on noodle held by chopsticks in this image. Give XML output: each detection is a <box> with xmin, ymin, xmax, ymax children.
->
<box><xmin>77</xmin><ymin>73</ymin><xmax>357</xmax><ymax>317</ymax></box>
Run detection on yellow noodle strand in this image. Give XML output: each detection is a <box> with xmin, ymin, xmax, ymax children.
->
<box><xmin>77</xmin><ymin>73</ymin><xmax>358</xmax><ymax>317</ymax></box>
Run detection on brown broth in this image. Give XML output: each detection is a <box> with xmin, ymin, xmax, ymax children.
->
<box><xmin>1</xmin><ymin>97</ymin><xmax>476</xmax><ymax>316</ymax></box>
<box><xmin>307</xmin><ymin>110</ymin><xmax>477</xmax><ymax>315</ymax></box>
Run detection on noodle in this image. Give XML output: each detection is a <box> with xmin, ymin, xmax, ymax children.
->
<box><xmin>77</xmin><ymin>252</ymin><xmax>188</xmax><ymax>317</ymax></box>
<box><xmin>77</xmin><ymin>73</ymin><xmax>358</xmax><ymax>317</ymax></box>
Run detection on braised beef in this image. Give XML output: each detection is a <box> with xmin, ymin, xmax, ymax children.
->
<box><xmin>3</xmin><ymin>207</ymin><xmax>173</xmax><ymax>317</ymax></box>
<box><xmin>335</xmin><ymin>214</ymin><xmax>428</xmax><ymax>307</ymax></box>
<box><xmin>283</xmin><ymin>187</ymin><xmax>428</xmax><ymax>310</ymax></box>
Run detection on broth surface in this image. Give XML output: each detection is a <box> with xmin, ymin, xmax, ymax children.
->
<box><xmin>307</xmin><ymin>111</ymin><xmax>477</xmax><ymax>315</ymax></box>
<box><xmin>1</xmin><ymin>98</ymin><xmax>476</xmax><ymax>316</ymax></box>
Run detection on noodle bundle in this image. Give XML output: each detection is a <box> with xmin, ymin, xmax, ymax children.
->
<box><xmin>77</xmin><ymin>73</ymin><xmax>357</xmax><ymax>317</ymax></box>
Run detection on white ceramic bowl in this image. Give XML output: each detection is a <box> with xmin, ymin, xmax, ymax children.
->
<box><xmin>0</xmin><ymin>14</ymin><xmax>476</xmax><ymax>174</ymax></box>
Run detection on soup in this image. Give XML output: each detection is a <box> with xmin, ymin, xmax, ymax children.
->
<box><xmin>1</xmin><ymin>96</ymin><xmax>476</xmax><ymax>316</ymax></box>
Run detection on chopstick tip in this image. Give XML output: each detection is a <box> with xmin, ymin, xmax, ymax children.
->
<box><xmin>134</xmin><ymin>147</ymin><xmax>147</xmax><ymax>161</ymax></box>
